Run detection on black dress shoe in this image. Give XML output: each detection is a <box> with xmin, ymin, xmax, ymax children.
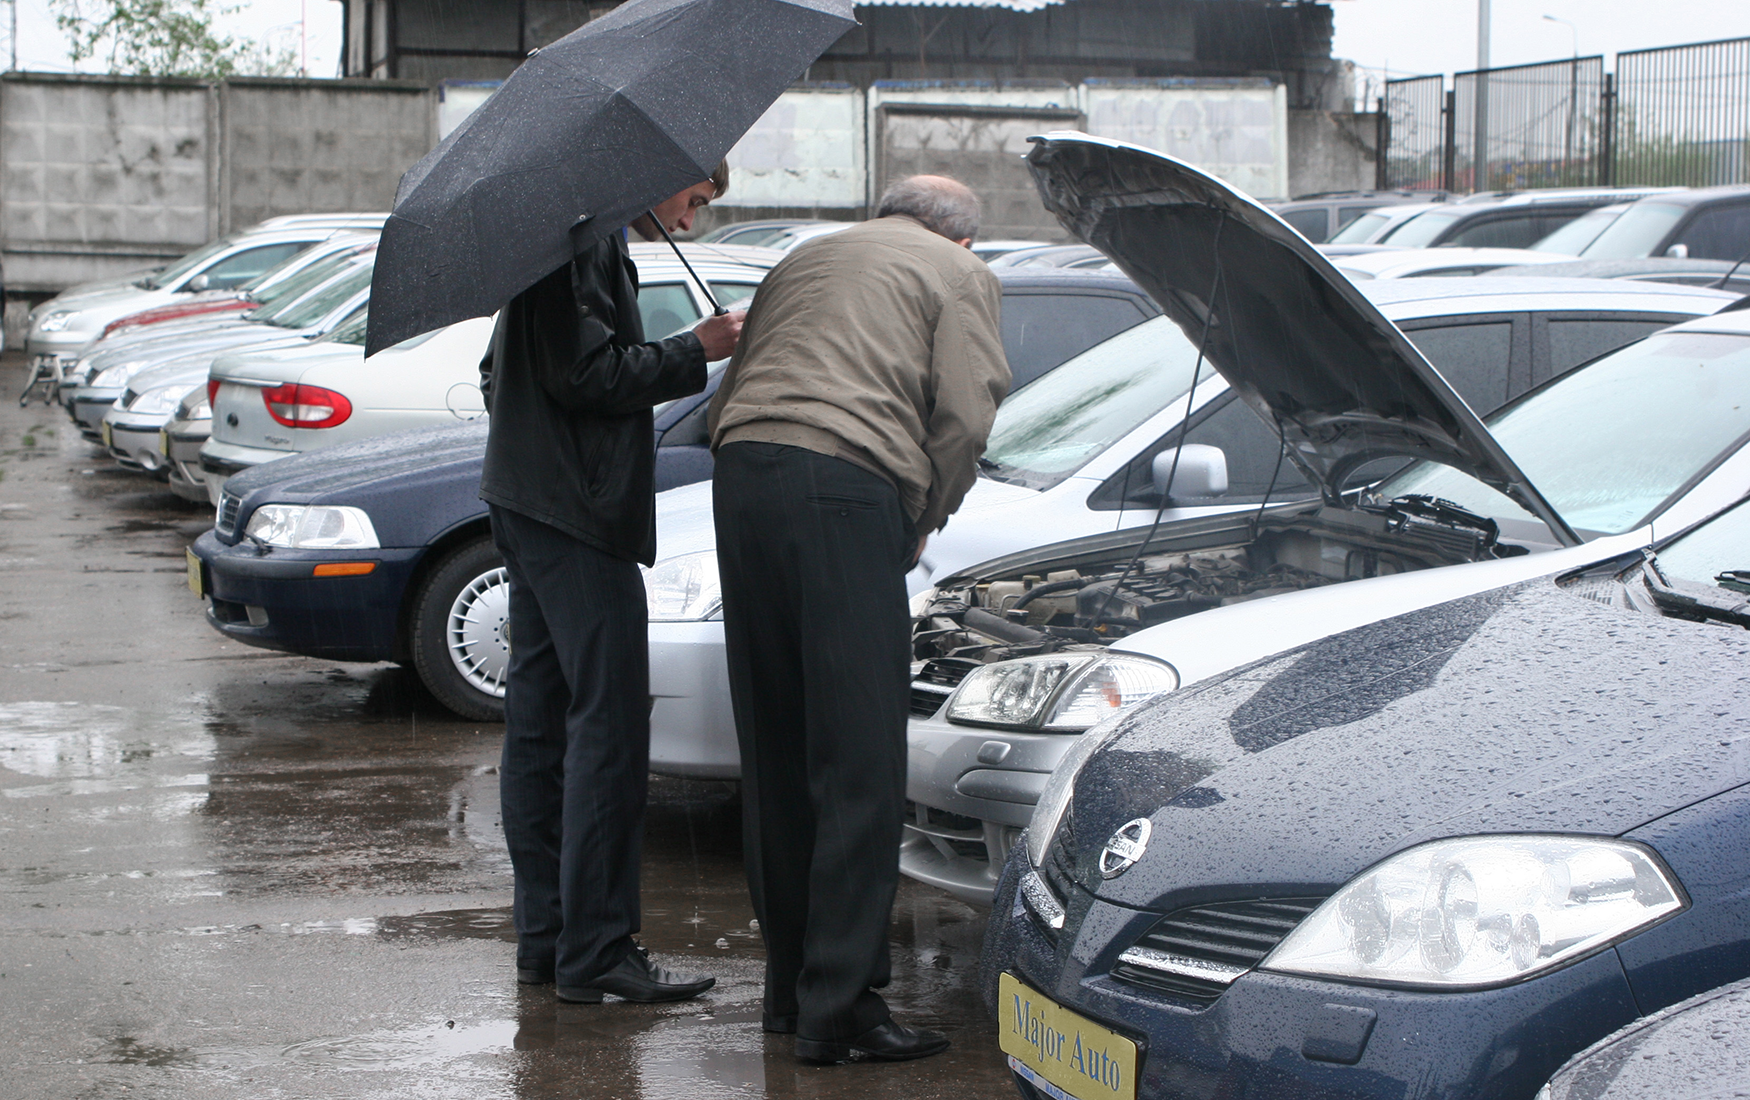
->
<box><xmin>794</xmin><ymin>1019</ymin><xmax>951</xmax><ymax>1064</ymax></box>
<box><xmin>556</xmin><ymin>946</ymin><xmax>715</xmax><ymax>1004</ymax></box>
<box><xmin>516</xmin><ymin>965</ymin><xmax>555</xmax><ymax>985</ymax></box>
<box><xmin>762</xmin><ymin>1012</ymin><xmax>798</xmax><ymax>1034</ymax></box>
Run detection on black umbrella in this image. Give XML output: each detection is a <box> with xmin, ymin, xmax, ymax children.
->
<box><xmin>365</xmin><ymin>0</ymin><xmax>856</xmax><ymax>357</ymax></box>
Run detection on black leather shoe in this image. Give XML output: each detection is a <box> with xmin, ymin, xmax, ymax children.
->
<box><xmin>794</xmin><ymin>1019</ymin><xmax>951</xmax><ymax>1063</ymax></box>
<box><xmin>762</xmin><ymin>1012</ymin><xmax>798</xmax><ymax>1034</ymax></box>
<box><xmin>556</xmin><ymin>946</ymin><xmax>715</xmax><ymax>1004</ymax></box>
<box><xmin>516</xmin><ymin>965</ymin><xmax>555</xmax><ymax>985</ymax></box>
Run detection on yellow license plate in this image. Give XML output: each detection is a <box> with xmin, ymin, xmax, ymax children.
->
<box><xmin>186</xmin><ymin>548</ymin><xmax>205</xmax><ymax>598</ymax></box>
<box><xmin>158</xmin><ymin>428</ymin><xmax>170</xmax><ymax>456</ymax></box>
<box><xmin>101</xmin><ymin>420</ymin><xmax>113</xmax><ymax>449</ymax></box>
<box><xmin>999</xmin><ymin>972</ymin><xmax>1138</xmax><ymax>1100</ymax></box>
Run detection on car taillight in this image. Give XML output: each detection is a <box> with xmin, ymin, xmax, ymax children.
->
<box><xmin>260</xmin><ymin>383</ymin><xmax>352</xmax><ymax>429</ymax></box>
<box><xmin>207</xmin><ymin>378</ymin><xmax>221</xmax><ymax>408</ymax></box>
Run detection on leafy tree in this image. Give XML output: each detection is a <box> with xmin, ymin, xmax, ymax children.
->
<box><xmin>51</xmin><ymin>0</ymin><xmax>298</xmax><ymax>79</ymax></box>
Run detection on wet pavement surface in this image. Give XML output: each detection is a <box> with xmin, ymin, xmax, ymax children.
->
<box><xmin>0</xmin><ymin>354</ymin><xmax>1015</xmax><ymax>1099</ymax></box>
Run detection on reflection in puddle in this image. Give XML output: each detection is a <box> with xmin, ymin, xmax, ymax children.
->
<box><xmin>282</xmin><ymin>1019</ymin><xmax>520</xmax><ymax>1068</ymax></box>
<box><xmin>0</xmin><ymin>700</ymin><xmax>215</xmax><ymax>780</ymax></box>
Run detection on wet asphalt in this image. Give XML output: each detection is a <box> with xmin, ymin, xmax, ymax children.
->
<box><xmin>0</xmin><ymin>354</ymin><xmax>1015</xmax><ymax>1100</ymax></box>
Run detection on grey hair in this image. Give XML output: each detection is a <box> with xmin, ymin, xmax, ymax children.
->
<box><xmin>876</xmin><ymin>175</ymin><xmax>980</xmax><ymax>242</ymax></box>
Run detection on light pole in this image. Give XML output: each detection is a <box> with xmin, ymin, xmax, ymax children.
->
<box><xmin>1474</xmin><ymin>0</ymin><xmax>1492</xmax><ymax>191</ymax></box>
<box><xmin>1544</xmin><ymin>15</ymin><xmax>1579</xmax><ymax>180</ymax></box>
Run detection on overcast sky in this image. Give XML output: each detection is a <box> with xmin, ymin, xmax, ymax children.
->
<box><xmin>6</xmin><ymin>1</ymin><xmax>1748</xmax><ymax>88</ymax></box>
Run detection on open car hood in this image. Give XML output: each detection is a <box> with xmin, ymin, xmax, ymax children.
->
<box><xmin>1026</xmin><ymin>133</ymin><xmax>1578</xmax><ymax>545</ymax></box>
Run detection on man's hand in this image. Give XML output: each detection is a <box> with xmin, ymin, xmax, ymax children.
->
<box><xmin>693</xmin><ymin>309</ymin><xmax>747</xmax><ymax>361</ymax></box>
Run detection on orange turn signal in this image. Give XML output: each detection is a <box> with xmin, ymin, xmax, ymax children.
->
<box><xmin>312</xmin><ymin>562</ymin><xmax>376</xmax><ymax>578</ymax></box>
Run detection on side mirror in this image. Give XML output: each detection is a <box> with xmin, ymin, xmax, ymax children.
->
<box><xmin>185</xmin><ymin>273</ymin><xmax>210</xmax><ymax>292</ymax></box>
<box><xmin>1665</xmin><ymin>243</ymin><xmax>1690</xmax><ymax>259</ymax></box>
<box><xmin>1152</xmin><ymin>444</ymin><xmax>1228</xmax><ymax>500</ymax></box>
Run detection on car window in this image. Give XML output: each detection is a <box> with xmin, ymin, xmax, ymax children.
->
<box><xmin>1329</xmin><ymin>210</ymin><xmax>1394</xmax><ymax>244</ymax></box>
<box><xmin>1401</xmin><ymin>320</ymin><xmax>1515</xmax><ymax>410</ymax></box>
<box><xmin>707</xmin><ymin>282</ymin><xmax>761</xmax><ymax>312</ymax></box>
<box><xmin>1670</xmin><ymin>203</ymin><xmax>1750</xmax><ymax>262</ymax></box>
<box><xmin>1654</xmin><ymin>498</ymin><xmax>1750</xmax><ymax>589</ymax></box>
<box><xmin>981</xmin><ymin>315</ymin><xmax>1215</xmax><ymax>490</ymax></box>
<box><xmin>321</xmin><ymin>307</ymin><xmax>369</xmax><ymax>346</ymax></box>
<box><xmin>1580</xmin><ymin>202</ymin><xmax>1687</xmax><ymax>259</ymax></box>
<box><xmin>198</xmin><ymin>243</ymin><xmax>308</xmax><ymax>290</ymax></box>
<box><xmin>1091</xmin><ymin>392</ymin><xmax>1317</xmax><ymax>508</ymax></box>
<box><xmin>1000</xmin><ymin>292</ymin><xmax>1151</xmax><ymax>390</ymax></box>
<box><xmin>1531</xmin><ymin>206</ymin><xmax>1621</xmax><ymax>254</ymax></box>
<box><xmin>1445</xmin><ymin>212</ymin><xmax>1577</xmax><ymax>250</ymax></box>
<box><xmin>247</xmin><ymin>249</ymin><xmax>368</xmax><ymax>312</ymax></box>
<box><xmin>1379</xmin><ymin>209</ymin><xmax>1463</xmax><ymax>247</ymax></box>
<box><xmin>259</xmin><ymin>262</ymin><xmax>374</xmax><ymax>329</ymax></box>
<box><xmin>141</xmin><ymin>235</ymin><xmax>239</xmax><ymax>289</ymax></box>
<box><xmin>1336</xmin><ymin>204</ymin><xmax>1377</xmax><ymax>229</ymax></box>
<box><xmin>1546</xmin><ymin>317</ymin><xmax>1680</xmax><ymax>381</ymax></box>
<box><xmin>1280</xmin><ymin>208</ymin><xmax>1330</xmax><ymax>243</ymax></box>
<box><xmin>639</xmin><ymin>283</ymin><xmax>702</xmax><ymax>339</ymax></box>
<box><xmin>1378</xmin><ymin>330</ymin><xmax>1750</xmax><ymax>535</ymax></box>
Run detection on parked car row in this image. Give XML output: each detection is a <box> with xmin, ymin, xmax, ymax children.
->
<box><xmin>31</xmin><ymin>148</ymin><xmax>1750</xmax><ymax>1100</ymax></box>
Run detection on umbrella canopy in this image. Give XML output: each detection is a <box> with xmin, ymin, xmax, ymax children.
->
<box><xmin>366</xmin><ymin>0</ymin><xmax>856</xmax><ymax>357</ymax></box>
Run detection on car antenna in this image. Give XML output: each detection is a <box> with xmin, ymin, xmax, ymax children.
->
<box><xmin>1089</xmin><ymin>213</ymin><xmax>1227</xmax><ymax>630</ymax></box>
<box><xmin>648</xmin><ymin>211</ymin><xmax>728</xmax><ymax>316</ymax></box>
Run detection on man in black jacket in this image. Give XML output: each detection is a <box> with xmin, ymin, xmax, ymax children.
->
<box><xmin>479</xmin><ymin>166</ymin><xmax>744</xmax><ymax>1005</ymax></box>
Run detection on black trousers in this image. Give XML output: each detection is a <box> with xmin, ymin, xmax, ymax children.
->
<box><xmin>713</xmin><ymin>442</ymin><xmax>915</xmax><ymax>1040</ymax></box>
<box><xmin>489</xmin><ymin>504</ymin><xmax>649</xmax><ymax>986</ymax></box>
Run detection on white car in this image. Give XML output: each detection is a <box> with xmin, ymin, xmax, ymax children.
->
<box><xmin>1335</xmin><ymin>246</ymin><xmax>1577</xmax><ymax>280</ymax></box>
<box><xmin>198</xmin><ymin>244</ymin><xmax>782</xmax><ymax>497</ymax></box>
<box><xmin>25</xmin><ymin>215</ymin><xmax>386</xmax><ymax>379</ymax></box>
<box><xmin>640</xmin><ymin>275</ymin><xmax>1735</xmax><ymax>779</ymax></box>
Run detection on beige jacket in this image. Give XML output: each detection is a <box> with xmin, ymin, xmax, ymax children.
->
<box><xmin>707</xmin><ymin>215</ymin><xmax>1010</xmax><ymax>535</ymax></box>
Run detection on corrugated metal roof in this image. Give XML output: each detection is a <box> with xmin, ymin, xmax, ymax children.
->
<box><xmin>855</xmin><ymin>0</ymin><xmax>1068</xmax><ymax>11</ymax></box>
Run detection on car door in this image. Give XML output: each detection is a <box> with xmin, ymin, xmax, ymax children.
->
<box><xmin>1667</xmin><ymin>200</ymin><xmax>1750</xmax><ymax>261</ymax></box>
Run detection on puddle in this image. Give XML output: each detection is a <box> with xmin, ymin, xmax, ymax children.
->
<box><xmin>103</xmin><ymin>1037</ymin><xmax>198</xmax><ymax>1067</ymax></box>
<box><xmin>281</xmin><ymin>1019</ymin><xmax>521</xmax><ymax>1068</ymax></box>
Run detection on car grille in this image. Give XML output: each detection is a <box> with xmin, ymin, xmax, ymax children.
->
<box><xmin>909</xmin><ymin>656</ymin><xmax>980</xmax><ymax>718</ymax></box>
<box><xmin>216</xmin><ymin>491</ymin><xmax>241</xmax><ymax>538</ymax></box>
<box><xmin>1111</xmin><ymin>898</ymin><xmax>1325</xmax><ymax>1003</ymax></box>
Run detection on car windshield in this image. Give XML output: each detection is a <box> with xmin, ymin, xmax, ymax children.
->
<box><xmin>321</xmin><ymin>308</ymin><xmax>369</xmax><ymax>347</ymax></box>
<box><xmin>246</xmin><ymin>249</ymin><xmax>368</xmax><ymax>311</ymax></box>
<box><xmin>1580</xmin><ymin>202</ymin><xmax>1687</xmax><ymax>259</ymax></box>
<box><xmin>1380</xmin><ymin>209</ymin><xmax>1464</xmax><ymax>247</ymax></box>
<box><xmin>979</xmin><ymin>315</ymin><xmax>1215</xmax><ymax>490</ymax></box>
<box><xmin>254</xmin><ymin>262</ymin><xmax>375</xmax><ymax>330</ymax></box>
<box><xmin>1329</xmin><ymin>210</ymin><xmax>1394</xmax><ymax>244</ymax></box>
<box><xmin>1655</xmin><ymin>497</ymin><xmax>1750</xmax><ymax>591</ymax></box>
<box><xmin>1531</xmin><ymin>205</ymin><xmax>1623</xmax><ymax>254</ymax></box>
<box><xmin>1378</xmin><ymin>329</ymin><xmax>1750</xmax><ymax>535</ymax></box>
<box><xmin>139</xmin><ymin>236</ymin><xmax>238</xmax><ymax>290</ymax></box>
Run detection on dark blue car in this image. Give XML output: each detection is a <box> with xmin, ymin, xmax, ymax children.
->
<box><xmin>188</xmin><ymin>269</ymin><xmax>1162</xmax><ymax>719</ymax></box>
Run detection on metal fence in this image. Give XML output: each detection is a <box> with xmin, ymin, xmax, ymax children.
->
<box><xmin>1616</xmin><ymin>37</ymin><xmax>1750</xmax><ymax>187</ymax></box>
<box><xmin>1379</xmin><ymin>36</ymin><xmax>1749</xmax><ymax>193</ymax></box>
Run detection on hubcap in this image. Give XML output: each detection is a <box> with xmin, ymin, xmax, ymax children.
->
<box><xmin>446</xmin><ymin>567</ymin><xmax>510</xmax><ymax>698</ymax></box>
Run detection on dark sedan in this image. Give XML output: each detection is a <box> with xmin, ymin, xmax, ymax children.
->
<box><xmin>1537</xmin><ymin>976</ymin><xmax>1750</xmax><ymax>1099</ymax></box>
<box><xmin>188</xmin><ymin>269</ymin><xmax>1163</xmax><ymax>721</ymax></box>
<box><xmin>984</xmin><ymin>489</ymin><xmax>1750</xmax><ymax>1100</ymax></box>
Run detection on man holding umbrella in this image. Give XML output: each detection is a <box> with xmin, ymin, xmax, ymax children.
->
<box><xmin>482</xmin><ymin>172</ymin><xmax>744</xmax><ymax>1005</ymax></box>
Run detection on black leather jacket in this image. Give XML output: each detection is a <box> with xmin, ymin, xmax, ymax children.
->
<box><xmin>479</xmin><ymin>232</ymin><xmax>707</xmax><ymax>565</ymax></box>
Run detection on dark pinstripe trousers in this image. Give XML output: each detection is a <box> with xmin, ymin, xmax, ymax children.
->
<box><xmin>713</xmin><ymin>442</ymin><xmax>914</xmax><ymax>1041</ymax></box>
<box><xmin>489</xmin><ymin>504</ymin><xmax>649</xmax><ymax>987</ymax></box>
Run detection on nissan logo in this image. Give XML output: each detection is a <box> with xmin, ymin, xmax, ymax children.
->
<box><xmin>1100</xmin><ymin>818</ymin><xmax>1152</xmax><ymax>879</ymax></box>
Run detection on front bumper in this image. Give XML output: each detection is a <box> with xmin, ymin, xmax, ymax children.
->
<box><xmin>165</xmin><ymin>420</ymin><xmax>211</xmax><ymax>502</ymax></box>
<box><xmin>105</xmin><ymin>412</ymin><xmax>171</xmax><ymax>474</ymax></box>
<box><xmin>989</xmin><ymin>852</ymin><xmax>1645</xmax><ymax>1100</ymax></box>
<box><xmin>68</xmin><ymin>388</ymin><xmax>121</xmax><ymax>438</ymax></box>
<box><xmin>647</xmin><ymin>619</ymin><xmax>740</xmax><ymax>779</ymax></box>
<box><xmin>190</xmin><ymin>529</ymin><xmax>423</xmax><ymax>662</ymax></box>
<box><xmin>902</xmin><ymin>710</ymin><xmax>1072</xmax><ymax>905</ymax></box>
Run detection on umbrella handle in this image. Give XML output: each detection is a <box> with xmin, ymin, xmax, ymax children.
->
<box><xmin>649</xmin><ymin>212</ymin><xmax>728</xmax><ymax>315</ymax></box>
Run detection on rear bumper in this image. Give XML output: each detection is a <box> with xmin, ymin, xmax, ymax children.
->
<box><xmin>191</xmin><ymin>529</ymin><xmax>424</xmax><ymax>662</ymax></box>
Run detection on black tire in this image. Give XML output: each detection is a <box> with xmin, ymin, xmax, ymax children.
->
<box><xmin>411</xmin><ymin>535</ymin><xmax>509</xmax><ymax>722</ymax></box>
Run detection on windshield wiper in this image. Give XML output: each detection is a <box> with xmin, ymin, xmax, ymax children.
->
<box><xmin>1642</xmin><ymin>552</ymin><xmax>1750</xmax><ymax>629</ymax></box>
<box><xmin>976</xmin><ymin>455</ymin><xmax>1009</xmax><ymax>481</ymax></box>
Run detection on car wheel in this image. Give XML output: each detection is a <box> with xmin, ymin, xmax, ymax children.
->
<box><xmin>411</xmin><ymin>536</ymin><xmax>509</xmax><ymax>722</ymax></box>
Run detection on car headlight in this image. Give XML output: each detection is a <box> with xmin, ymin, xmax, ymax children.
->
<box><xmin>1263</xmin><ymin>835</ymin><xmax>1686</xmax><ymax>989</ymax></box>
<box><xmin>1023</xmin><ymin>717</ymin><xmax>1127</xmax><ymax>869</ymax></box>
<box><xmin>127</xmin><ymin>385</ymin><xmax>189</xmax><ymax>416</ymax></box>
<box><xmin>643</xmin><ymin>549</ymin><xmax>721</xmax><ymax>621</ymax></box>
<box><xmin>92</xmin><ymin>363</ymin><xmax>139</xmax><ymax>388</ymax></box>
<box><xmin>946</xmin><ymin>652</ymin><xmax>1177</xmax><ymax>732</ymax></box>
<box><xmin>243</xmin><ymin>504</ymin><xmax>380</xmax><ymax>549</ymax></box>
<box><xmin>176</xmin><ymin>387</ymin><xmax>211</xmax><ymax>421</ymax></box>
<box><xmin>38</xmin><ymin>310</ymin><xmax>79</xmax><ymax>333</ymax></box>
